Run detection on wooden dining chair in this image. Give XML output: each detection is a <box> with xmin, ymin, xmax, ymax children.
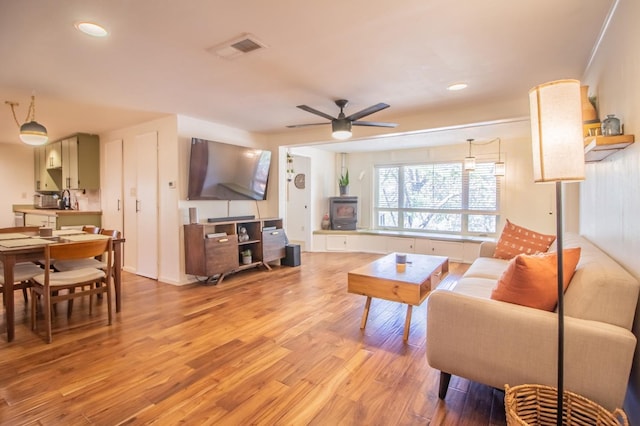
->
<box><xmin>30</xmin><ymin>238</ymin><xmax>113</xmax><ymax>343</ymax></box>
<box><xmin>53</xmin><ymin>230</ymin><xmax>120</xmax><ymax>271</ymax></box>
<box><xmin>82</xmin><ymin>225</ymin><xmax>101</xmax><ymax>234</ymax></box>
<box><xmin>52</xmin><ymin>230</ymin><xmax>121</xmax><ymax>314</ymax></box>
<box><xmin>0</xmin><ymin>263</ymin><xmax>44</xmax><ymax>305</ymax></box>
<box><xmin>0</xmin><ymin>226</ymin><xmax>44</xmax><ymax>304</ymax></box>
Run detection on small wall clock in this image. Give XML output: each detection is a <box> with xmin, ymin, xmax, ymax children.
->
<box><xmin>294</xmin><ymin>173</ymin><xmax>305</xmax><ymax>189</ymax></box>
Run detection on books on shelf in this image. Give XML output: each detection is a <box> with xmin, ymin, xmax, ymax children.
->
<box><xmin>206</xmin><ymin>232</ymin><xmax>228</xmax><ymax>239</ymax></box>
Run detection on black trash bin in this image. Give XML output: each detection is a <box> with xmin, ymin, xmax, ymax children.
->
<box><xmin>282</xmin><ymin>244</ymin><xmax>301</xmax><ymax>267</ymax></box>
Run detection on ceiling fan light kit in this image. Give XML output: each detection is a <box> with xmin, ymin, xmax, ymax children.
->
<box><xmin>288</xmin><ymin>99</ymin><xmax>397</xmax><ymax>140</ymax></box>
<box><xmin>332</xmin><ymin>119</ymin><xmax>352</xmax><ymax>140</ymax></box>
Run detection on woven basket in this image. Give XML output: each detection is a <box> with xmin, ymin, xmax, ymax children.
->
<box><xmin>504</xmin><ymin>384</ymin><xmax>628</xmax><ymax>426</ymax></box>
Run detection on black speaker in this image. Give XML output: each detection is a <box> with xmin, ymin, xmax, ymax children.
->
<box><xmin>282</xmin><ymin>244</ymin><xmax>301</xmax><ymax>267</ymax></box>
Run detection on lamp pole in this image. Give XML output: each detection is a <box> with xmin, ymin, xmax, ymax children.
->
<box><xmin>555</xmin><ymin>181</ymin><xmax>565</xmax><ymax>425</ymax></box>
<box><xmin>528</xmin><ymin>79</ymin><xmax>585</xmax><ymax>426</ymax></box>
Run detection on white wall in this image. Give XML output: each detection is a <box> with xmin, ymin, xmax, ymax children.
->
<box><xmin>580</xmin><ymin>0</ymin><xmax>640</xmax><ymax>420</ymax></box>
<box><xmin>100</xmin><ymin>115</ymin><xmax>182</xmax><ymax>285</ymax></box>
<box><xmin>0</xmin><ymin>142</ymin><xmax>35</xmax><ymax>227</ymax></box>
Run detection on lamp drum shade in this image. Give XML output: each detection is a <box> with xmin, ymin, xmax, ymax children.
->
<box><xmin>529</xmin><ymin>79</ymin><xmax>585</xmax><ymax>183</ymax></box>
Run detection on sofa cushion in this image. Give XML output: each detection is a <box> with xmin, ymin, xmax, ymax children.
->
<box><xmin>464</xmin><ymin>257</ymin><xmax>509</xmax><ymax>280</ymax></box>
<box><xmin>562</xmin><ymin>234</ymin><xmax>640</xmax><ymax>330</ymax></box>
<box><xmin>451</xmin><ymin>277</ymin><xmax>497</xmax><ymax>298</ymax></box>
<box><xmin>493</xmin><ymin>219</ymin><xmax>556</xmax><ymax>260</ymax></box>
<box><xmin>490</xmin><ymin>248</ymin><xmax>581</xmax><ymax>311</ymax></box>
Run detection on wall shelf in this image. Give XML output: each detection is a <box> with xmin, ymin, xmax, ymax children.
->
<box><xmin>584</xmin><ymin>134</ymin><xmax>635</xmax><ymax>162</ymax></box>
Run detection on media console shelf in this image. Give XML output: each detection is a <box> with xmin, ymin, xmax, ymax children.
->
<box><xmin>184</xmin><ymin>218</ymin><xmax>285</xmax><ymax>284</ymax></box>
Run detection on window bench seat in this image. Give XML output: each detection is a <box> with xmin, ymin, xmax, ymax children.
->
<box><xmin>312</xmin><ymin>229</ymin><xmax>493</xmax><ymax>263</ymax></box>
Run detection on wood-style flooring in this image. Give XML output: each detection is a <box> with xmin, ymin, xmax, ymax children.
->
<box><xmin>0</xmin><ymin>252</ymin><xmax>507</xmax><ymax>425</ymax></box>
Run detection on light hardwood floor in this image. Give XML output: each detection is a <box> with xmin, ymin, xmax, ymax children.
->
<box><xmin>0</xmin><ymin>252</ymin><xmax>507</xmax><ymax>425</ymax></box>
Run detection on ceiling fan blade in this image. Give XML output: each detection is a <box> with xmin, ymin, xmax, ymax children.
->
<box><xmin>345</xmin><ymin>103</ymin><xmax>390</xmax><ymax>121</ymax></box>
<box><xmin>296</xmin><ymin>105</ymin><xmax>336</xmax><ymax>121</ymax></box>
<box><xmin>286</xmin><ymin>122</ymin><xmax>330</xmax><ymax>128</ymax></box>
<box><xmin>352</xmin><ymin>121</ymin><xmax>398</xmax><ymax>128</ymax></box>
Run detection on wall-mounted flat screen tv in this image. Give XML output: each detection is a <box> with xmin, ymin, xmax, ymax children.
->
<box><xmin>187</xmin><ymin>138</ymin><xmax>272</xmax><ymax>201</ymax></box>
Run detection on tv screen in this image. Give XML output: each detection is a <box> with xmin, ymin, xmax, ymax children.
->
<box><xmin>187</xmin><ymin>138</ymin><xmax>272</xmax><ymax>201</ymax></box>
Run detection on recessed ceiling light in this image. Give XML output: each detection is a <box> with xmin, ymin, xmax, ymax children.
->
<box><xmin>75</xmin><ymin>22</ymin><xmax>109</xmax><ymax>37</ymax></box>
<box><xmin>447</xmin><ymin>83</ymin><xmax>468</xmax><ymax>91</ymax></box>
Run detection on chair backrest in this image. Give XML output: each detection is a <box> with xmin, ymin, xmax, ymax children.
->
<box><xmin>44</xmin><ymin>239</ymin><xmax>113</xmax><ymax>279</ymax></box>
<box><xmin>0</xmin><ymin>226</ymin><xmax>40</xmax><ymax>234</ymax></box>
<box><xmin>100</xmin><ymin>229</ymin><xmax>121</xmax><ymax>238</ymax></box>
<box><xmin>82</xmin><ymin>226</ymin><xmax>101</xmax><ymax>234</ymax></box>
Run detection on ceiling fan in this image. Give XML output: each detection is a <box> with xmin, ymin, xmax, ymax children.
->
<box><xmin>287</xmin><ymin>99</ymin><xmax>397</xmax><ymax>140</ymax></box>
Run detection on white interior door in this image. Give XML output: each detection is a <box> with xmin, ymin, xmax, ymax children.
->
<box><xmin>103</xmin><ymin>139</ymin><xmax>123</xmax><ymax>232</ymax></box>
<box><xmin>135</xmin><ymin>132</ymin><xmax>158</xmax><ymax>279</ymax></box>
<box><xmin>286</xmin><ymin>155</ymin><xmax>311</xmax><ymax>250</ymax></box>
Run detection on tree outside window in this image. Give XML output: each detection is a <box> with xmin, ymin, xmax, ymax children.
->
<box><xmin>374</xmin><ymin>162</ymin><xmax>499</xmax><ymax>236</ymax></box>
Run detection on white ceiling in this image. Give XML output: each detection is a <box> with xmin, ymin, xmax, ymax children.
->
<box><xmin>0</xmin><ymin>1</ymin><xmax>614</xmax><ymax>149</ymax></box>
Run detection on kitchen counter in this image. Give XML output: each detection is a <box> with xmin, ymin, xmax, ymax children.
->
<box><xmin>13</xmin><ymin>208</ymin><xmax>102</xmax><ymax>216</ymax></box>
<box><xmin>13</xmin><ymin>205</ymin><xmax>102</xmax><ymax>229</ymax></box>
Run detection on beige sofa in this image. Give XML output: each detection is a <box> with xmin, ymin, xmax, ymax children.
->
<box><xmin>426</xmin><ymin>233</ymin><xmax>639</xmax><ymax>411</ymax></box>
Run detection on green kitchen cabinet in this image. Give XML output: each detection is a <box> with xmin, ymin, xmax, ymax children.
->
<box><xmin>34</xmin><ymin>133</ymin><xmax>100</xmax><ymax>192</ymax></box>
<box><xmin>34</xmin><ymin>145</ymin><xmax>59</xmax><ymax>191</ymax></box>
<box><xmin>61</xmin><ymin>134</ymin><xmax>100</xmax><ymax>190</ymax></box>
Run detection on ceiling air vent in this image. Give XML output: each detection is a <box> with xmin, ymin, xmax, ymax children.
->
<box><xmin>208</xmin><ymin>33</ymin><xmax>268</xmax><ymax>59</ymax></box>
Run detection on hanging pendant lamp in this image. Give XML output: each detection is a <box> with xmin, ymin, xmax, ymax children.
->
<box><xmin>494</xmin><ymin>138</ymin><xmax>505</xmax><ymax>176</ymax></box>
<box><xmin>464</xmin><ymin>138</ymin><xmax>476</xmax><ymax>170</ymax></box>
<box><xmin>5</xmin><ymin>94</ymin><xmax>48</xmax><ymax>146</ymax></box>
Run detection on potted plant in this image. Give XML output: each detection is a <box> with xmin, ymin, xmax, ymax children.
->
<box><xmin>339</xmin><ymin>169</ymin><xmax>349</xmax><ymax>196</ymax></box>
<box><xmin>241</xmin><ymin>249</ymin><xmax>252</xmax><ymax>265</ymax></box>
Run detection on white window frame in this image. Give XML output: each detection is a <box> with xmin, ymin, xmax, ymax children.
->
<box><xmin>373</xmin><ymin>160</ymin><xmax>502</xmax><ymax>237</ymax></box>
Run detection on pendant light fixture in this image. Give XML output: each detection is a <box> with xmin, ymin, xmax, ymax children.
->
<box><xmin>494</xmin><ymin>137</ymin><xmax>505</xmax><ymax>176</ymax></box>
<box><xmin>5</xmin><ymin>94</ymin><xmax>48</xmax><ymax>146</ymax></box>
<box><xmin>464</xmin><ymin>138</ymin><xmax>476</xmax><ymax>170</ymax></box>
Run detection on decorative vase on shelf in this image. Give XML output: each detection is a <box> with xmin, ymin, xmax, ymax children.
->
<box><xmin>238</xmin><ymin>226</ymin><xmax>249</xmax><ymax>242</ymax></box>
<box><xmin>339</xmin><ymin>185</ymin><xmax>349</xmax><ymax>196</ymax></box>
<box><xmin>601</xmin><ymin>114</ymin><xmax>621</xmax><ymax>136</ymax></box>
<box><xmin>321</xmin><ymin>213</ymin><xmax>330</xmax><ymax>230</ymax></box>
<box><xmin>241</xmin><ymin>249</ymin><xmax>252</xmax><ymax>265</ymax></box>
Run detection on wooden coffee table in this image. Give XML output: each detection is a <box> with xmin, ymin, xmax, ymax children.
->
<box><xmin>347</xmin><ymin>253</ymin><xmax>448</xmax><ymax>341</ymax></box>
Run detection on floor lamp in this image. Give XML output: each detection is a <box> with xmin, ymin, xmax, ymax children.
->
<box><xmin>529</xmin><ymin>79</ymin><xmax>586</xmax><ymax>425</ymax></box>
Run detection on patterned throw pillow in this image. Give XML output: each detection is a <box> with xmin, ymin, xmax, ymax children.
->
<box><xmin>493</xmin><ymin>219</ymin><xmax>556</xmax><ymax>260</ymax></box>
<box><xmin>490</xmin><ymin>248</ymin><xmax>581</xmax><ymax>311</ymax></box>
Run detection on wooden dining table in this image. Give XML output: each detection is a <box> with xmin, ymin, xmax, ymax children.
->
<box><xmin>0</xmin><ymin>230</ymin><xmax>125</xmax><ymax>342</ymax></box>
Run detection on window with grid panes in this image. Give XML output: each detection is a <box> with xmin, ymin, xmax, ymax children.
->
<box><xmin>374</xmin><ymin>161</ymin><xmax>500</xmax><ymax>236</ymax></box>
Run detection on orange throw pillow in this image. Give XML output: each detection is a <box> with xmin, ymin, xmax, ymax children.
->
<box><xmin>493</xmin><ymin>219</ymin><xmax>556</xmax><ymax>260</ymax></box>
<box><xmin>490</xmin><ymin>247</ymin><xmax>581</xmax><ymax>311</ymax></box>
